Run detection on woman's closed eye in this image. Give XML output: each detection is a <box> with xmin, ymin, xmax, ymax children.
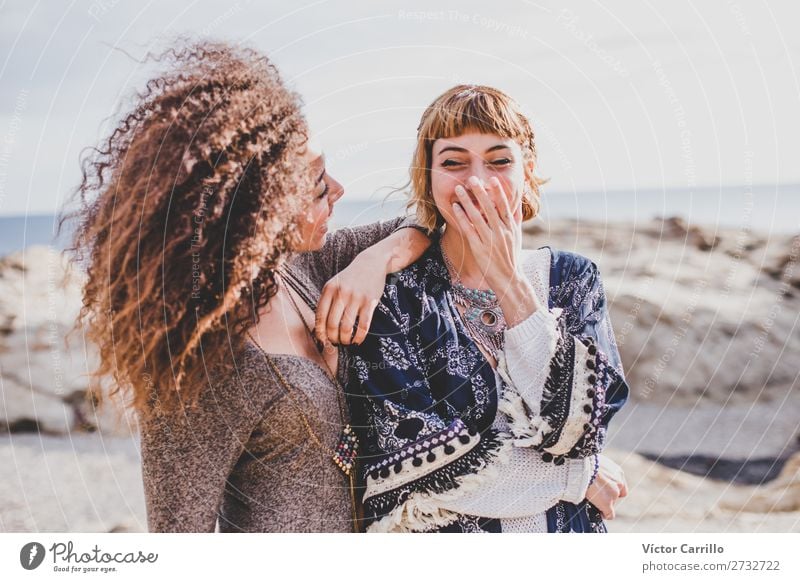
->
<box><xmin>441</xmin><ymin>159</ymin><xmax>466</xmax><ymax>168</ymax></box>
<box><xmin>490</xmin><ymin>158</ymin><xmax>512</xmax><ymax>166</ymax></box>
<box><xmin>441</xmin><ymin>158</ymin><xmax>513</xmax><ymax>169</ymax></box>
<box><xmin>315</xmin><ymin>169</ymin><xmax>330</xmax><ymax>199</ymax></box>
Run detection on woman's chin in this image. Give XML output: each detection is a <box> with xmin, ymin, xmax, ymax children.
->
<box><xmin>294</xmin><ymin>226</ymin><xmax>328</xmax><ymax>253</ymax></box>
<box><xmin>442</xmin><ymin>215</ymin><xmax>467</xmax><ymax>235</ymax></box>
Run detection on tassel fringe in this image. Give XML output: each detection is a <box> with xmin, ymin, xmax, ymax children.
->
<box><xmin>365</xmin><ymin>430</ymin><xmax>513</xmax><ymax>532</ymax></box>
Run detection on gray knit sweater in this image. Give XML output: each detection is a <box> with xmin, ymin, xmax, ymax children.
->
<box><xmin>139</xmin><ymin>217</ymin><xmax>406</xmax><ymax>532</ymax></box>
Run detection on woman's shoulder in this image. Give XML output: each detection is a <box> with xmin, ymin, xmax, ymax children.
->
<box><xmin>535</xmin><ymin>246</ymin><xmax>600</xmax><ymax>290</ymax></box>
<box><xmin>530</xmin><ymin>245</ymin><xmax>600</xmax><ymax>279</ymax></box>
<box><xmin>519</xmin><ymin>246</ymin><xmax>603</xmax><ymax>309</ymax></box>
<box><xmin>389</xmin><ymin>243</ymin><xmax>447</xmax><ymax>290</ymax></box>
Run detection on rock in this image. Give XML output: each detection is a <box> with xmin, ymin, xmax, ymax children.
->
<box><xmin>522</xmin><ymin>218</ymin><xmax>800</xmax><ymax>405</ymax></box>
<box><xmin>766</xmin><ymin>235</ymin><xmax>800</xmax><ymax>289</ymax></box>
<box><xmin>654</xmin><ymin>215</ymin><xmax>721</xmax><ymax>251</ymax></box>
<box><xmin>0</xmin><ymin>246</ymin><xmax>134</xmax><ymax>436</ymax></box>
<box><xmin>607</xmin><ymin>449</ymin><xmax>718</xmax><ymax>519</ymax></box>
<box><xmin>0</xmin><ymin>378</ymin><xmax>74</xmax><ymax>434</ymax></box>
<box><xmin>605</xmin><ymin>447</ymin><xmax>800</xmax><ymax>532</ymax></box>
<box><xmin>718</xmin><ymin>451</ymin><xmax>800</xmax><ymax>513</ymax></box>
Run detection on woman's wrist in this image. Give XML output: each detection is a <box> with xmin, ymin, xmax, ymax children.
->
<box><xmin>355</xmin><ymin>244</ymin><xmax>392</xmax><ymax>275</ymax></box>
<box><xmin>358</xmin><ymin>226</ymin><xmax>431</xmax><ymax>275</ymax></box>
<box><xmin>588</xmin><ymin>454</ymin><xmax>600</xmax><ymax>486</ymax></box>
<box><xmin>496</xmin><ymin>272</ymin><xmax>539</xmax><ymax>328</ymax></box>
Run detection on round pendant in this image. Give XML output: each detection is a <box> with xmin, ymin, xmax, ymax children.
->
<box><xmin>481</xmin><ymin>310</ymin><xmax>497</xmax><ymax>327</ymax></box>
<box><xmin>471</xmin><ymin>307</ymin><xmax>504</xmax><ymax>334</ymax></box>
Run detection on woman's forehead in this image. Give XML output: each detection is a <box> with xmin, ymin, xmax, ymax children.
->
<box><xmin>305</xmin><ymin>135</ymin><xmax>323</xmax><ymax>157</ymax></box>
<box><xmin>302</xmin><ymin>135</ymin><xmax>325</xmax><ymax>169</ymax></box>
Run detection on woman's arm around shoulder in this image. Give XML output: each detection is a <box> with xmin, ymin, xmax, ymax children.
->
<box><xmin>313</xmin><ymin>216</ymin><xmax>435</xmax><ymax>346</ymax></box>
<box><xmin>295</xmin><ymin>215</ymin><xmax>432</xmax><ymax>287</ymax></box>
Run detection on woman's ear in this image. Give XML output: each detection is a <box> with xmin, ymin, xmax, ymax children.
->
<box><xmin>521</xmin><ymin>158</ymin><xmax>538</xmax><ymax>221</ymax></box>
<box><xmin>521</xmin><ymin>194</ymin><xmax>534</xmax><ymax>222</ymax></box>
<box><xmin>525</xmin><ymin>158</ymin><xmax>536</xmax><ymax>180</ymax></box>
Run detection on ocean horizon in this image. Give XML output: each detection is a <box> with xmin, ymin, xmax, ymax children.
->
<box><xmin>1</xmin><ymin>183</ymin><xmax>797</xmax><ymax>257</ymax></box>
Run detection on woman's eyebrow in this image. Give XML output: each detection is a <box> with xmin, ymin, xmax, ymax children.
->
<box><xmin>437</xmin><ymin>145</ymin><xmax>468</xmax><ymax>155</ymax></box>
<box><xmin>486</xmin><ymin>144</ymin><xmax>511</xmax><ymax>153</ymax></box>
<box><xmin>436</xmin><ymin>144</ymin><xmax>511</xmax><ymax>155</ymax></box>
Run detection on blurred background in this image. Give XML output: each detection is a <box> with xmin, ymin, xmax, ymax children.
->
<box><xmin>0</xmin><ymin>0</ymin><xmax>798</xmax><ymax>532</ymax></box>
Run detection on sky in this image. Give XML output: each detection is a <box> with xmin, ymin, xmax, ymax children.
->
<box><xmin>0</xmin><ymin>0</ymin><xmax>799</xmax><ymax>217</ymax></box>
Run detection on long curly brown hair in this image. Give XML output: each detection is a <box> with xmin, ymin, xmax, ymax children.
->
<box><xmin>62</xmin><ymin>40</ymin><xmax>312</xmax><ymax>418</ymax></box>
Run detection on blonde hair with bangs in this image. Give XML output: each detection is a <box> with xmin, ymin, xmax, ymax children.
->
<box><xmin>408</xmin><ymin>85</ymin><xmax>546</xmax><ymax>232</ymax></box>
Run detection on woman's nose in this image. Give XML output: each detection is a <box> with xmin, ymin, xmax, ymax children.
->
<box><xmin>469</xmin><ymin>162</ymin><xmax>490</xmax><ymax>184</ymax></box>
<box><xmin>328</xmin><ymin>175</ymin><xmax>345</xmax><ymax>204</ymax></box>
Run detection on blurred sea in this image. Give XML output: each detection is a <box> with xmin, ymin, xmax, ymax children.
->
<box><xmin>1</xmin><ymin>183</ymin><xmax>797</xmax><ymax>256</ymax></box>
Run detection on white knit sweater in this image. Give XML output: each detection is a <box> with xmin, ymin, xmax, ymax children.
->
<box><xmin>438</xmin><ymin>247</ymin><xmax>595</xmax><ymax>531</ymax></box>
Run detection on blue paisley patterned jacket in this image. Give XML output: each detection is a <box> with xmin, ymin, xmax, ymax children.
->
<box><xmin>345</xmin><ymin>239</ymin><xmax>629</xmax><ymax>533</ymax></box>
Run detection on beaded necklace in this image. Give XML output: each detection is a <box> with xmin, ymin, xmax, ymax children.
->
<box><xmin>440</xmin><ymin>238</ymin><xmax>507</xmax><ymax>358</ymax></box>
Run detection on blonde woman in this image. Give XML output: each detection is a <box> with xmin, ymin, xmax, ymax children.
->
<box><xmin>345</xmin><ymin>85</ymin><xmax>629</xmax><ymax>533</ymax></box>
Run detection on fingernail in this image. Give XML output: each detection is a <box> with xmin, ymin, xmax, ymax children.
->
<box><xmin>468</xmin><ymin>176</ymin><xmax>480</xmax><ymax>186</ymax></box>
<box><xmin>455</xmin><ymin>186</ymin><xmax>466</xmax><ymax>196</ymax></box>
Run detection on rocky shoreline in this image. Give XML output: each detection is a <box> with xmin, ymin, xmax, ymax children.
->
<box><xmin>523</xmin><ymin>216</ymin><xmax>800</xmax><ymax>406</ymax></box>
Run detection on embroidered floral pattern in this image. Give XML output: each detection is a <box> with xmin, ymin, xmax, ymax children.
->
<box><xmin>379</xmin><ymin>337</ymin><xmax>412</xmax><ymax>370</ymax></box>
<box><xmin>351</xmin><ymin>355</ymin><xmax>371</xmax><ymax>383</ymax></box>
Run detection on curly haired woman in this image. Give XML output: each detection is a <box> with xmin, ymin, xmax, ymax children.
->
<box><xmin>64</xmin><ymin>41</ymin><xmax>431</xmax><ymax>532</ymax></box>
